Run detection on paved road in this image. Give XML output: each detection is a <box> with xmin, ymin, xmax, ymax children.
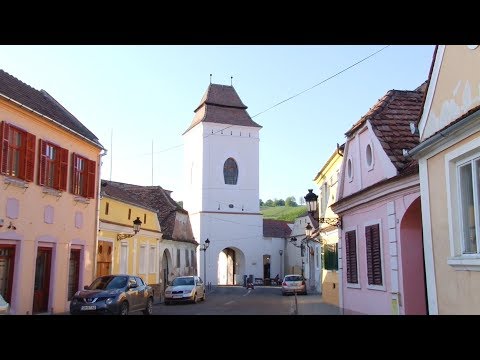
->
<box><xmin>150</xmin><ymin>285</ymin><xmax>341</xmax><ymax>315</ymax></box>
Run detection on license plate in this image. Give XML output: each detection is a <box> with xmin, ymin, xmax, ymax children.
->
<box><xmin>81</xmin><ymin>305</ymin><xmax>96</xmax><ymax>311</ymax></box>
<box><xmin>173</xmin><ymin>295</ymin><xmax>183</xmax><ymax>298</ymax></box>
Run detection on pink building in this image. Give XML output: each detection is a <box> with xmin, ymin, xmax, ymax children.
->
<box><xmin>331</xmin><ymin>84</ymin><xmax>428</xmax><ymax>315</ymax></box>
<box><xmin>0</xmin><ymin>69</ymin><xmax>104</xmax><ymax>314</ymax></box>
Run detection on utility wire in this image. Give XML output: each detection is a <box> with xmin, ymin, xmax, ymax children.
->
<box><xmin>140</xmin><ymin>45</ymin><xmax>390</xmax><ymax>156</ymax></box>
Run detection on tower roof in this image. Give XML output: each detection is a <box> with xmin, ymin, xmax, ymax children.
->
<box><xmin>183</xmin><ymin>83</ymin><xmax>262</xmax><ymax>134</ymax></box>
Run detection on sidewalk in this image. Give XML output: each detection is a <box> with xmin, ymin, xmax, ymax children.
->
<box><xmin>294</xmin><ymin>291</ymin><xmax>342</xmax><ymax>315</ymax></box>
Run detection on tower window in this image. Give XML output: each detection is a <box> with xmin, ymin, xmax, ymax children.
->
<box><xmin>224</xmin><ymin>158</ymin><xmax>238</xmax><ymax>185</ymax></box>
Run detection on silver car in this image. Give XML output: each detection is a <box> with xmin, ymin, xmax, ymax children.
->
<box><xmin>164</xmin><ymin>276</ymin><xmax>206</xmax><ymax>304</ymax></box>
<box><xmin>281</xmin><ymin>274</ymin><xmax>307</xmax><ymax>295</ymax></box>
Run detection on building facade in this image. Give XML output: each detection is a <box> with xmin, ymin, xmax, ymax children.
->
<box><xmin>409</xmin><ymin>45</ymin><xmax>480</xmax><ymax>314</ymax></box>
<box><xmin>0</xmin><ymin>69</ymin><xmax>104</xmax><ymax>314</ymax></box>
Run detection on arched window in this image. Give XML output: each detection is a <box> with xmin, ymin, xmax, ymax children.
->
<box><xmin>223</xmin><ymin>158</ymin><xmax>238</xmax><ymax>185</ymax></box>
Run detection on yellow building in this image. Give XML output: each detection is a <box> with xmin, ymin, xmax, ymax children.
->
<box><xmin>0</xmin><ymin>69</ymin><xmax>104</xmax><ymax>314</ymax></box>
<box><xmin>410</xmin><ymin>45</ymin><xmax>480</xmax><ymax>314</ymax></box>
<box><xmin>313</xmin><ymin>144</ymin><xmax>344</xmax><ymax>306</ymax></box>
<box><xmin>99</xmin><ymin>180</ymin><xmax>198</xmax><ymax>302</ymax></box>
<box><xmin>98</xmin><ymin>181</ymin><xmax>162</xmax><ymax>289</ymax></box>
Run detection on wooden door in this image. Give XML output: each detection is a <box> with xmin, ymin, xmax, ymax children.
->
<box><xmin>96</xmin><ymin>241</ymin><xmax>112</xmax><ymax>277</ymax></box>
<box><xmin>33</xmin><ymin>247</ymin><xmax>52</xmax><ymax>314</ymax></box>
<box><xmin>0</xmin><ymin>245</ymin><xmax>15</xmax><ymax>303</ymax></box>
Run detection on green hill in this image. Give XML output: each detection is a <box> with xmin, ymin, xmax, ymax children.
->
<box><xmin>261</xmin><ymin>205</ymin><xmax>307</xmax><ymax>222</ymax></box>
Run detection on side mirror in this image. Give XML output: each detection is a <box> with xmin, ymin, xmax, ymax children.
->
<box><xmin>84</xmin><ymin>285</ymin><xmax>89</xmax><ymax>290</ymax></box>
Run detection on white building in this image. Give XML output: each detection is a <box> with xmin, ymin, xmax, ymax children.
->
<box><xmin>183</xmin><ymin>83</ymin><xmax>285</xmax><ymax>285</ymax></box>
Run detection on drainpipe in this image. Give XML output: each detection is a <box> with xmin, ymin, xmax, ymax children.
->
<box><xmin>93</xmin><ymin>149</ymin><xmax>108</xmax><ymax>280</ymax></box>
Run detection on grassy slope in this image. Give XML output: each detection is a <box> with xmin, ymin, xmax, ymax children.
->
<box><xmin>260</xmin><ymin>205</ymin><xmax>307</xmax><ymax>222</ymax></box>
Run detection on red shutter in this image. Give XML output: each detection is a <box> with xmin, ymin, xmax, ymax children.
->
<box><xmin>345</xmin><ymin>230</ymin><xmax>358</xmax><ymax>284</ymax></box>
<box><xmin>24</xmin><ymin>132</ymin><xmax>36</xmax><ymax>182</ymax></box>
<box><xmin>71</xmin><ymin>153</ymin><xmax>78</xmax><ymax>194</ymax></box>
<box><xmin>86</xmin><ymin>158</ymin><xmax>96</xmax><ymax>198</ymax></box>
<box><xmin>59</xmin><ymin>147</ymin><xmax>68</xmax><ymax>191</ymax></box>
<box><xmin>1</xmin><ymin>121</ymin><xmax>9</xmax><ymax>174</ymax></box>
<box><xmin>38</xmin><ymin>139</ymin><xmax>47</xmax><ymax>186</ymax></box>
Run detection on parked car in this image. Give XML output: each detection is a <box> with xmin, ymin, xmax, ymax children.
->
<box><xmin>164</xmin><ymin>275</ymin><xmax>206</xmax><ymax>305</ymax></box>
<box><xmin>70</xmin><ymin>274</ymin><xmax>154</xmax><ymax>315</ymax></box>
<box><xmin>281</xmin><ymin>274</ymin><xmax>307</xmax><ymax>295</ymax></box>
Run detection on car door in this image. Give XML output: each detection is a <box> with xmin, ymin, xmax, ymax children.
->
<box><xmin>135</xmin><ymin>277</ymin><xmax>147</xmax><ymax>308</ymax></box>
<box><xmin>127</xmin><ymin>276</ymin><xmax>140</xmax><ymax>311</ymax></box>
<box><xmin>195</xmin><ymin>276</ymin><xmax>204</xmax><ymax>298</ymax></box>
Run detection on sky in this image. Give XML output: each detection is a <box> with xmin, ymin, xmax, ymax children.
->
<box><xmin>0</xmin><ymin>45</ymin><xmax>435</xmax><ymax>204</ymax></box>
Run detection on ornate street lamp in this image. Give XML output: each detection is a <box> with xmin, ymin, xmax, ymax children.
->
<box><xmin>117</xmin><ymin>217</ymin><xmax>142</xmax><ymax>241</ymax></box>
<box><xmin>200</xmin><ymin>238</ymin><xmax>210</xmax><ymax>285</ymax></box>
<box><xmin>304</xmin><ymin>189</ymin><xmax>342</xmax><ymax>228</ymax></box>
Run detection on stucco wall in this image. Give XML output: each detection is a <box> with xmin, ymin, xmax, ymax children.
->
<box><xmin>428</xmin><ymin>132</ymin><xmax>480</xmax><ymax>314</ymax></box>
<box><xmin>0</xmin><ymin>99</ymin><xmax>101</xmax><ymax>315</ymax></box>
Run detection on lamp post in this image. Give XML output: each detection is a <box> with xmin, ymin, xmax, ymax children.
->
<box><xmin>304</xmin><ymin>189</ymin><xmax>342</xmax><ymax>228</ymax></box>
<box><xmin>117</xmin><ymin>217</ymin><xmax>142</xmax><ymax>241</ymax></box>
<box><xmin>279</xmin><ymin>249</ymin><xmax>283</xmax><ymax>279</ymax></box>
<box><xmin>199</xmin><ymin>238</ymin><xmax>210</xmax><ymax>285</ymax></box>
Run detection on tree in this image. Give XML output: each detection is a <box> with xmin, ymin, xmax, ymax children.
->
<box><xmin>285</xmin><ymin>196</ymin><xmax>298</xmax><ymax>207</ymax></box>
<box><xmin>259</xmin><ymin>199</ymin><xmax>264</xmax><ymax>206</ymax></box>
<box><xmin>298</xmin><ymin>196</ymin><xmax>305</xmax><ymax>205</ymax></box>
<box><xmin>274</xmin><ymin>198</ymin><xmax>285</xmax><ymax>206</ymax></box>
<box><xmin>265</xmin><ymin>199</ymin><xmax>274</xmax><ymax>207</ymax></box>
<box><xmin>177</xmin><ymin>201</ymin><xmax>184</xmax><ymax>209</ymax></box>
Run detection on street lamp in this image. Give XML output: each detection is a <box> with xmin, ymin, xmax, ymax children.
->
<box><xmin>199</xmin><ymin>238</ymin><xmax>210</xmax><ymax>285</ymax></box>
<box><xmin>117</xmin><ymin>217</ymin><xmax>142</xmax><ymax>241</ymax></box>
<box><xmin>279</xmin><ymin>249</ymin><xmax>283</xmax><ymax>279</ymax></box>
<box><xmin>304</xmin><ymin>189</ymin><xmax>342</xmax><ymax>228</ymax></box>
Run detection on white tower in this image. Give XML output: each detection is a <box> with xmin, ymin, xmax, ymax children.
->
<box><xmin>183</xmin><ymin>83</ymin><xmax>263</xmax><ymax>285</ymax></box>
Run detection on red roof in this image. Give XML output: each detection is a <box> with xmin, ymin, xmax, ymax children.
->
<box><xmin>183</xmin><ymin>83</ymin><xmax>262</xmax><ymax>134</ymax></box>
<box><xmin>263</xmin><ymin>219</ymin><xmax>292</xmax><ymax>238</ymax></box>
<box><xmin>345</xmin><ymin>87</ymin><xmax>426</xmax><ymax>172</ymax></box>
<box><xmin>0</xmin><ymin>69</ymin><xmax>102</xmax><ymax>148</ymax></box>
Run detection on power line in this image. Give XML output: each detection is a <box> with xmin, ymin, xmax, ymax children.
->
<box><xmin>140</xmin><ymin>45</ymin><xmax>391</xmax><ymax>156</ymax></box>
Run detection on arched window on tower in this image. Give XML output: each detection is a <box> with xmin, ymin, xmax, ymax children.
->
<box><xmin>223</xmin><ymin>158</ymin><xmax>238</xmax><ymax>185</ymax></box>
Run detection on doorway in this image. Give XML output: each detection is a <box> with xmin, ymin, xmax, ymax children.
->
<box><xmin>33</xmin><ymin>247</ymin><xmax>52</xmax><ymax>314</ymax></box>
<box><xmin>0</xmin><ymin>245</ymin><xmax>15</xmax><ymax>304</ymax></box>
<box><xmin>96</xmin><ymin>240</ymin><xmax>112</xmax><ymax>277</ymax></box>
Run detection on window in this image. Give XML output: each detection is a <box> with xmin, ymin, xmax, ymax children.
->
<box><xmin>365</xmin><ymin>223</ymin><xmax>383</xmax><ymax>288</ymax></box>
<box><xmin>0</xmin><ymin>122</ymin><xmax>35</xmax><ymax>181</ymax></box>
<box><xmin>128</xmin><ymin>209</ymin><xmax>131</xmax><ymax>220</ymax></box>
<box><xmin>176</xmin><ymin>249</ymin><xmax>181</xmax><ymax>268</ymax></box>
<box><xmin>446</xmin><ymin>139</ymin><xmax>480</xmax><ymax>270</ymax></box>
<box><xmin>120</xmin><ymin>244</ymin><xmax>128</xmax><ymax>274</ymax></box>
<box><xmin>144</xmin><ymin>214</ymin><xmax>147</xmax><ymax>224</ymax></box>
<box><xmin>223</xmin><ymin>157</ymin><xmax>238</xmax><ymax>185</ymax></box>
<box><xmin>347</xmin><ymin>156</ymin><xmax>354</xmax><ymax>182</ymax></box>
<box><xmin>0</xmin><ymin>245</ymin><xmax>16</xmax><ymax>303</ymax></box>
<box><xmin>365</xmin><ymin>142</ymin><xmax>374</xmax><ymax>170</ymax></box>
<box><xmin>324</xmin><ymin>243</ymin><xmax>338</xmax><ymax>271</ymax></box>
<box><xmin>135</xmin><ymin>277</ymin><xmax>145</xmax><ymax>286</ymax></box>
<box><xmin>139</xmin><ymin>245</ymin><xmax>146</xmax><ymax>274</ymax></box>
<box><xmin>105</xmin><ymin>202</ymin><xmax>109</xmax><ymax>215</ymax></box>
<box><xmin>345</xmin><ymin>230</ymin><xmax>359</xmax><ymax>286</ymax></box>
<box><xmin>38</xmin><ymin>140</ymin><xmax>68</xmax><ymax>190</ymax></box>
<box><xmin>68</xmin><ymin>249</ymin><xmax>81</xmax><ymax>300</ymax></box>
<box><xmin>72</xmin><ymin>153</ymin><xmax>96</xmax><ymax>198</ymax></box>
<box><xmin>185</xmin><ymin>249</ymin><xmax>190</xmax><ymax>267</ymax></box>
<box><xmin>191</xmin><ymin>250</ymin><xmax>196</xmax><ymax>269</ymax></box>
<box><xmin>149</xmin><ymin>246</ymin><xmax>156</xmax><ymax>273</ymax></box>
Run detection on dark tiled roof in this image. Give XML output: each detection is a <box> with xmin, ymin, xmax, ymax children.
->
<box><xmin>345</xmin><ymin>88</ymin><xmax>426</xmax><ymax>172</ymax></box>
<box><xmin>101</xmin><ymin>181</ymin><xmax>156</xmax><ymax>212</ymax></box>
<box><xmin>183</xmin><ymin>83</ymin><xmax>262</xmax><ymax>134</ymax></box>
<box><xmin>0</xmin><ymin>69</ymin><xmax>102</xmax><ymax>148</ymax></box>
<box><xmin>102</xmin><ymin>180</ymin><xmax>196</xmax><ymax>244</ymax></box>
<box><xmin>263</xmin><ymin>219</ymin><xmax>292</xmax><ymax>238</ymax></box>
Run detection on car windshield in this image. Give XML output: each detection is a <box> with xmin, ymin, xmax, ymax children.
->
<box><xmin>285</xmin><ymin>275</ymin><xmax>303</xmax><ymax>282</ymax></box>
<box><xmin>172</xmin><ymin>277</ymin><xmax>195</xmax><ymax>286</ymax></box>
<box><xmin>89</xmin><ymin>276</ymin><xmax>128</xmax><ymax>290</ymax></box>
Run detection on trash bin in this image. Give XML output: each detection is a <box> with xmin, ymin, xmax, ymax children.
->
<box><xmin>243</xmin><ymin>275</ymin><xmax>247</xmax><ymax>287</ymax></box>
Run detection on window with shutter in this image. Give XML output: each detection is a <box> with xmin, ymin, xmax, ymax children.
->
<box><xmin>365</xmin><ymin>223</ymin><xmax>383</xmax><ymax>287</ymax></box>
<box><xmin>0</xmin><ymin>121</ymin><xmax>36</xmax><ymax>182</ymax></box>
<box><xmin>223</xmin><ymin>157</ymin><xmax>238</xmax><ymax>185</ymax></box>
<box><xmin>345</xmin><ymin>230</ymin><xmax>358</xmax><ymax>285</ymax></box>
<box><xmin>38</xmin><ymin>139</ymin><xmax>67</xmax><ymax>190</ymax></box>
<box><xmin>72</xmin><ymin>153</ymin><xmax>96</xmax><ymax>198</ymax></box>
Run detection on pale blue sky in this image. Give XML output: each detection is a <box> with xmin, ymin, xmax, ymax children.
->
<box><xmin>0</xmin><ymin>45</ymin><xmax>435</xmax><ymax>203</ymax></box>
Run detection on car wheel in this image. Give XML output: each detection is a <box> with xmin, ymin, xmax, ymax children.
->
<box><xmin>119</xmin><ymin>301</ymin><xmax>129</xmax><ymax>315</ymax></box>
<box><xmin>201</xmin><ymin>291</ymin><xmax>206</xmax><ymax>301</ymax></box>
<box><xmin>143</xmin><ymin>298</ymin><xmax>153</xmax><ymax>315</ymax></box>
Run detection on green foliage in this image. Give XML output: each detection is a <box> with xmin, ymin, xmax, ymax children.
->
<box><xmin>265</xmin><ymin>199</ymin><xmax>274</xmax><ymax>207</ymax></box>
<box><xmin>274</xmin><ymin>199</ymin><xmax>285</xmax><ymax>206</ymax></box>
<box><xmin>261</xmin><ymin>205</ymin><xmax>307</xmax><ymax>222</ymax></box>
<box><xmin>285</xmin><ymin>196</ymin><xmax>297</xmax><ymax>207</ymax></box>
<box><xmin>177</xmin><ymin>200</ymin><xmax>183</xmax><ymax>209</ymax></box>
<box><xmin>259</xmin><ymin>199</ymin><xmax>264</xmax><ymax>206</ymax></box>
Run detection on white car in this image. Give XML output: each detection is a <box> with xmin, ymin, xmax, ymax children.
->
<box><xmin>281</xmin><ymin>274</ymin><xmax>307</xmax><ymax>295</ymax></box>
<box><xmin>164</xmin><ymin>276</ymin><xmax>206</xmax><ymax>305</ymax></box>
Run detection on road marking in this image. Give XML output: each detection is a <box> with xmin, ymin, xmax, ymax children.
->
<box><xmin>224</xmin><ymin>300</ymin><xmax>235</xmax><ymax>305</ymax></box>
<box><xmin>243</xmin><ymin>289</ymin><xmax>252</xmax><ymax>297</ymax></box>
